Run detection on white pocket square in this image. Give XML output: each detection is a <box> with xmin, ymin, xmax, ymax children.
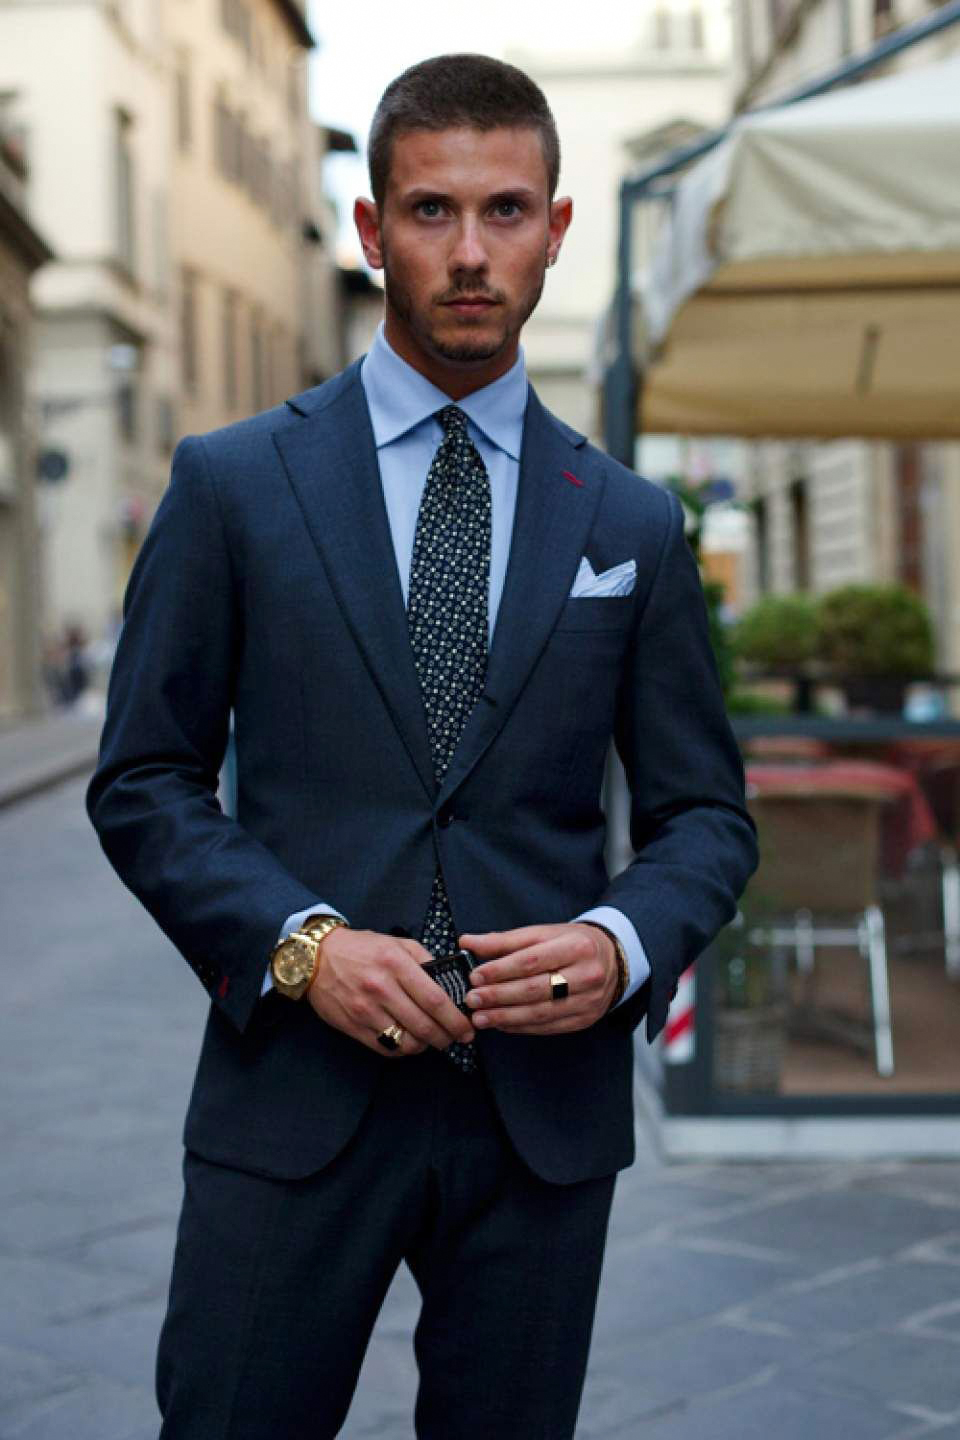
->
<box><xmin>569</xmin><ymin>557</ymin><xmax>637</xmax><ymax>599</ymax></box>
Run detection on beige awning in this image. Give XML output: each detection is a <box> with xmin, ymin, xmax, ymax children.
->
<box><xmin>637</xmin><ymin>55</ymin><xmax>960</xmax><ymax>439</ymax></box>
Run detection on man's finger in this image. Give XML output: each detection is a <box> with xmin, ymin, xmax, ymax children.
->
<box><xmin>468</xmin><ymin>936</ymin><xmax>570</xmax><ymax>988</ymax></box>
<box><xmin>473</xmin><ymin>998</ymin><xmax>594</xmax><ymax>1031</ymax></box>
<box><xmin>383</xmin><ymin>985</ymin><xmax>472</xmax><ymax>1051</ymax></box>
<box><xmin>322</xmin><ymin>991</ymin><xmax>427</xmax><ymax>1058</ymax></box>
<box><xmin>398</xmin><ymin>959</ymin><xmax>476</xmax><ymax>1045</ymax></box>
<box><xmin>460</xmin><ymin>927</ymin><xmax>551</xmax><ymax>958</ymax></box>
<box><xmin>467</xmin><ymin>965</ymin><xmax>590</xmax><ymax>1011</ymax></box>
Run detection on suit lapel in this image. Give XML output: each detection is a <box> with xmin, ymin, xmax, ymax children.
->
<box><xmin>272</xmin><ymin>369</ymin><xmax>437</xmax><ymax>800</ymax></box>
<box><xmin>436</xmin><ymin>388</ymin><xmax>603</xmax><ymax>807</ymax></box>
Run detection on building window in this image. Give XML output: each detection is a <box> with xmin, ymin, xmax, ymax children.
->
<box><xmin>223</xmin><ymin>289</ymin><xmax>238</xmax><ymax>409</ymax></box>
<box><xmin>250</xmin><ymin>310</ymin><xmax>264</xmax><ymax>411</ymax></box>
<box><xmin>768</xmin><ymin>0</ymin><xmax>796</xmax><ymax>40</ymax></box>
<box><xmin>152</xmin><ymin>188</ymin><xmax>169</xmax><ymax>295</ymax></box>
<box><xmin>156</xmin><ymin>395</ymin><xmax>175</xmax><ymax>454</ymax></box>
<box><xmin>790</xmin><ymin>478</ymin><xmax>810</xmax><ymax>590</ymax></box>
<box><xmin>270</xmin><ymin>156</ymin><xmax>296</xmax><ymax>231</ymax></box>
<box><xmin>115</xmin><ymin>108</ymin><xmax>136</xmax><ymax>275</ymax></box>
<box><xmin>689</xmin><ymin>6</ymin><xmax>705</xmax><ymax>49</ymax></box>
<box><xmin>286</xmin><ymin>58</ymin><xmax>300</xmax><ymax>119</ymax></box>
<box><xmin>117</xmin><ymin>380</ymin><xmax>138</xmax><ymax>444</ymax></box>
<box><xmin>175</xmin><ymin>50</ymin><xmax>192</xmax><ymax>152</ymax></box>
<box><xmin>245</xmin><ymin>133</ymin><xmax>270</xmax><ymax>208</ymax></box>
<box><xmin>221</xmin><ymin>0</ymin><xmax>253</xmax><ymax>56</ymax></box>
<box><xmin>653</xmin><ymin>6</ymin><xmax>672</xmax><ymax>48</ymax></box>
<box><xmin>740</xmin><ymin>0</ymin><xmax>755</xmax><ymax>77</ymax></box>
<box><xmin>181</xmin><ymin>267</ymin><xmax>199</xmax><ymax>392</ymax></box>
<box><xmin>213</xmin><ymin>91</ymin><xmax>289</xmax><ymax>230</ymax></box>
<box><xmin>753</xmin><ymin>496</ymin><xmax>770</xmax><ymax>594</ymax></box>
<box><xmin>896</xmin><ymin>444</ymin><xmax>924</xmax><ymax>592</ymax></box>
<box><xmin>874</xmin><ymin>0</ymin><xmax>897</xmax><ymax>36</ymax></box>
<box><xmin>214</xmin><ymin>91</ymin><xmax>243</xmax><ymax>183</ymax></box>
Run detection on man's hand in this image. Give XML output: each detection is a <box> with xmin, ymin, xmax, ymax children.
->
<box><xmin>306</xmin><ymin>929</ymin><xmax>476</xmax><ymax>1058</ymax></box>
<box><xmin>460</xmin><ymin>923</ymin><xmax>619</xmax><ymax>1035</ymax></box>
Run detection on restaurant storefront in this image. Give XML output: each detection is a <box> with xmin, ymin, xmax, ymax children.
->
<box><xmin>628</xmin><ymin>711</ymin><xmax>960</xmax><ymax>1154</ymax></box>
<box><xmin>601</xmin><ymin>6</ymin><xmax>960</xmax><ymax>1153</ymax></box>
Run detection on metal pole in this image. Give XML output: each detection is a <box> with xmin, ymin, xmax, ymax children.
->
<box><xmin>603</xmin><ymin>180</ymin><xmax>638</xmax><ymax>467</ymax></box>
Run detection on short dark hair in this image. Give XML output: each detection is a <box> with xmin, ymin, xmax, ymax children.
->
<box><xmin>368</xmin><ymin>53</ymin><xmax>560</xmax><ymax>207</ymax></box>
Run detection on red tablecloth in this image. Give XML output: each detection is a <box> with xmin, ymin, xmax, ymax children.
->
<box><xmin>746</xmin><ymin>760</ymin><xmax>937</xmax><ymax>876</ymax></box>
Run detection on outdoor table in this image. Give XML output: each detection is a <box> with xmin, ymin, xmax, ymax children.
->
<box><xmin>746</xmin><ymin>759</ymin><xmax>937</xmax><ymax>877</ymax></box>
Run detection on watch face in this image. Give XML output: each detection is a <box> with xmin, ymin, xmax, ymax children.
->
<box><xmin>275</xmin><ymin>937</ymin><xmax>312</xmax><ymax>987</ymax></box>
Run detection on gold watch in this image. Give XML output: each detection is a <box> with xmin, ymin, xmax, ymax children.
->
<box><xmin>269</xmin><ymin>914</ymin><xmax>348</xmax><ymax>1000</ymax></box>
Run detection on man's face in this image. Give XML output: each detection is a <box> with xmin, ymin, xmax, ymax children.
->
<box><xmin>354</xmin><ymin>127</ymin><xmax>572</xmax><ymax>397</ymax></box>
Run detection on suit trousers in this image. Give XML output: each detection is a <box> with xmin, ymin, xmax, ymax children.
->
<box><xmin>156</xmin><ymin>1047</ymin><xmax>616</xmax><ymax>1440</ymax></box>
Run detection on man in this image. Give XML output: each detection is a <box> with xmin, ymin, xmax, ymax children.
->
<box><xmin>88</xmin><ymin>53</ymin><xmax>756</xmax><ymax>1440</ymax></box>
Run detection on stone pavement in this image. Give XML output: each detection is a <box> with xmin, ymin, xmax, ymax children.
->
<box><xmin>0</xmin><ymin>704</ymin><xmax>103</xmax><ymax>811</ymax></box>
<box><xmin>2</xmin><ymin>775</ymin><xmax>960</xmax><ymax>1439</ymax></box>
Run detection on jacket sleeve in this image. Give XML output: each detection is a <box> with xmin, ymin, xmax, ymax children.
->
<box><xmin>86</xmin><ymin>435</ymin><xmax>321</xmax><ymax>1034</ymax></box>
<box><xmin>599</xmin><ymin>489</ymin><xmax>758</xmax><ymax>1040</ymax></box>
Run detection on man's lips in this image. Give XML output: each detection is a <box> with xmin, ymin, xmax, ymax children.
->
<box><xmin>442</xmin><ymin>297</ymin><xmax>498</xmax><ymax>315</ymax></box>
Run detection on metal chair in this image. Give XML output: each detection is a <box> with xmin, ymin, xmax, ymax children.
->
<box><xmin>746</xmin><ymin>783</ymin><xmax>896</xmax><ymax>1077</ymax></box>
<box><xmin>913</xmin><ymin>754</ymin><xmax>960</xmax><ymax>981</ymax></box>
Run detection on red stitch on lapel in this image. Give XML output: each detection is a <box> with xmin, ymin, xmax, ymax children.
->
<box><xmin>217</xmin><ymin>975</ymin><xmax>229</xmax><ymax>999</ymax></box>
<box><xmin>562</xmin><ymin>470</ymin><xmax>584</xmax><ymax>487</ymax></box>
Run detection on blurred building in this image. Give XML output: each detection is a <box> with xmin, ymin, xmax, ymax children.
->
<box><xmin>0</xmin><ymin>0</ymin><xmax>177</xmax><ymax>661</ymax></box>
<box><xmin>0</xmin><ymin>96</ymin><xmax>52</xmax><ymax>722</ymax></box>
<box><xmin>730</xmin><ymin>0</ymin><xmax>960</xmax><ymax>677</ymax></box>
<box><xmin>167</xmin><ymin>0</ymin><xmax>320</xmax><ymax>439</ymax></box>
<box><xmin>510</xmin><ymin>0</ymin><xmax>734</xmax><ymax>439</ymax></box>
<box><xmin>0</xmin><ymin>0</ymin><xmax>348</xmax><ymax>675</ymax></box>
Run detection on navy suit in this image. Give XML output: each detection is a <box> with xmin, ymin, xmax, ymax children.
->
<box><xmin>88</xmin><ymin>362</ymin><xmax>756</xmax><ymax>1436</ymax></box>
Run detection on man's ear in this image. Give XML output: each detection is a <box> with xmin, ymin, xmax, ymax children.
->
<box><xmin>354</xmin><ymin>198</ymin><xmax>384</xmax><ymax>270</ymax></box>
<box><xmin>547</xmin><ymin>195</ymin><xmax>573</xmax><ymax>266</ymax></box>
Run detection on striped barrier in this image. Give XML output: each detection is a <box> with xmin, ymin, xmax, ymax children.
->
<box><xmin>663</xmin><ymin>963</ymin><xmax>696</xmax><ymax>1064</ymax></box>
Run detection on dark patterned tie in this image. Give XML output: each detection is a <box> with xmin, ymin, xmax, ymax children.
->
<box><xmin>407</xmin><ymin>405</ymin><xmax>491</xmax><ymax>1072</ymax></box>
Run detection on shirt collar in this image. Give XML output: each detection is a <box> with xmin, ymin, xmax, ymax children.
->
<box><xmin>360</xmin><ymin>322</ymin><xmax>527</xmax><ymax>461</ymax></box>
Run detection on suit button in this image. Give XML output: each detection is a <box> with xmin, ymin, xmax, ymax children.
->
<box><xmin>437</xmin><ymin>806</ymin><xmax>455</xmax><ymax>828</ymax></box>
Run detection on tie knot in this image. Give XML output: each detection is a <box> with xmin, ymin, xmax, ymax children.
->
<box><xmin>436</xmin><ymin>405</ymin><xmax>468</xmax><ymax>438</ymax></box>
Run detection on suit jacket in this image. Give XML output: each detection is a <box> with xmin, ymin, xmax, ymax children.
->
<box><xmin>87</xmin><ymin>361</ymin><xmax>757</xmax><ymax>1186</ymax></box>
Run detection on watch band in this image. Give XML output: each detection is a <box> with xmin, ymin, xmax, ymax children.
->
<box><xmin>270</xmin><ymin>914</ymin><xmax>347</xmax><ymax>999</ymax></box>
<box><xmin>300</xmin><ymin>913</ymin><xmax>348</xmax><ymax>945</ymax></box>
<box><xmin>296</xmin><ymin>915</ymin><xmax>348</xmax><ymax>996</ymax></box>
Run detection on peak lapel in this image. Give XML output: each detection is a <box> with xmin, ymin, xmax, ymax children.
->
<box><xmin>437</xmin><ymin>390</ymin><xmax>604</xmax><ymax>806</ymax></box>
<box><xmin>272</xmin><ymin>373</ymin><xmax>436</xmax><ymax>800</ymax></box>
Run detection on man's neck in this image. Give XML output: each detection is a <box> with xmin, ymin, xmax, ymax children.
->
<box><xmin>382</xmin><ymin>313</ymin><xmax>519</xmax><ymax>400</ymax></box>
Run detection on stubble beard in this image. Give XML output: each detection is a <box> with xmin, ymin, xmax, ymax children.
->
<box><xmin>382</xmin><ymin>247</ymin><xmax>547</xmax><ymax>368</ymax></box>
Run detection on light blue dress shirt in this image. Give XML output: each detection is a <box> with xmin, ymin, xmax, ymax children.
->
<box><xmin>268</xmin><ymin>325</ymin><xmax>650</xmax><ymax>1006</ymax></box>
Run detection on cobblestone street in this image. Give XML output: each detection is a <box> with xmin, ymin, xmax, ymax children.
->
<box><xmin>2</xmin><ymin>776</ymin><xmax>960</xmax><ymax>1439</ymax></box>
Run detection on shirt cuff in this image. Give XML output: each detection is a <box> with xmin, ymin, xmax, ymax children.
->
<box><xmin>262</xmin><ymin>903</ymin><xmax>348</xmax><ymax>996</ymax></box>
<box><xmin>573</xmin><ymin>905</ymin><xmax>651</xmax><ymax>1008</ymax></box>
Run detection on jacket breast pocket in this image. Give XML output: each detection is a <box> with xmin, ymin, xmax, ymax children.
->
<box><xmin>553</xmin><ymin>595</ymin><xmax>635</xmax><ymax>634</ymax></box>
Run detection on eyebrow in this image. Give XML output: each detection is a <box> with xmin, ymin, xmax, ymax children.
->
<box><xmin>401</xmin><ymin>186</ymin><xmax>539</xmax><ymax>206</ymax></box>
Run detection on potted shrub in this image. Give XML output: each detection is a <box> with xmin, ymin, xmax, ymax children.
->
<box><xmin>815</xmin><ymin>584</ymin><xmax>934</xmax><ymax>713</ymax></box>
<box><xmin>711</xmin><ymin>908</ymin><xmax>789</xmax><ymax>1094</ymax></box>
<box><xmin>734</xmin><ymin>594</ymin><xmax>819</xmax><ymax>671</ymax></box>
<box><xmin>733</xmin><ymin>594</ymin><xmax>818</xmax><ymax>713</ymax></box>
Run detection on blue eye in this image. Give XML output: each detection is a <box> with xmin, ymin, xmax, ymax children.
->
<box><xmin>418</xmin><ymin>200</ymin><xmax>442</xmax><ymax>218</ymax></box>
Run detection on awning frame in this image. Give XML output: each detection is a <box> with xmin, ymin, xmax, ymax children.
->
<box><xmin>603</xmin><ymin>0</ymin><xmax>960</xmax><ymax>464</ymax></box>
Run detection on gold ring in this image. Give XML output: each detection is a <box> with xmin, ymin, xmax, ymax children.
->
<box><xmin>549</xmin><ymin>972</ymin><xmax>569</xmax><ymax>1002</ymax></box>
<box><xmin>377</xmin><ymin>1024</ymin><xmax>404</xmax><ymax>1052</ymax></box>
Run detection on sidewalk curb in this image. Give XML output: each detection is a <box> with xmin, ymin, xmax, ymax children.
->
<box><xmin>0</xmin><ymin>750</ymin><xmax>99</xmax><ymax>812</ymax></box>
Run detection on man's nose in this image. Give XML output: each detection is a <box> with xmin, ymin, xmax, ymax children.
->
<box><xmin>448</xmin><ymin>218</ymin><xmax>488</xmax><ymax>274</ymax></box>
